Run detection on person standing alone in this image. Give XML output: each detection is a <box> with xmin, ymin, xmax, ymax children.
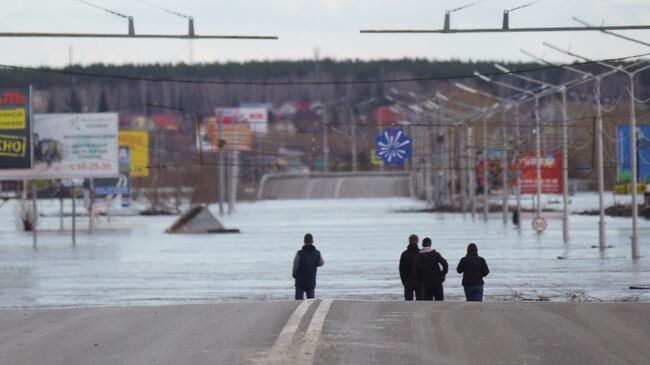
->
<box><xmin>292</xmin><ymin>233</ymin><xmax>324</xmax><ymax>300</ymax></box>
<box><xmin>456</xmin><ymin>243</ymin><xmax>490</xmax><ymax>302</ymax></box>
<box><xmin>399</xmin><ymin>234</ymin><xmax>421</xmax><ymax>301</ymax></box>
<box><xmin>413</xmin><ymin>237</ymin><xmax>448</xmax><ymax>301</ymax></box>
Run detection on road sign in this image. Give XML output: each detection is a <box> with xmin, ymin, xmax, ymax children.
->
<box><xmin>532</xmin><ymin>216</ymin><xmax>547</xmax><ymax>233</ymax></box>
<box><xmin>375</xmin><ymin>128</ymin><xmax>411</xmax><ymax>165</ymax></box>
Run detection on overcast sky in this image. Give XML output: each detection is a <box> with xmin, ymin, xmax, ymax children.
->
<box><xmin>1</xmin><ymin>0</ymin><xmax>649</xmax><ymax>67</ymax></box>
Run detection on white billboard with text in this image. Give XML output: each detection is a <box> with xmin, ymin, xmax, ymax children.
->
<box><xmin>0</xmin><ymin>113</ymin><xmax>119</xmax><ymax>179</ymax></box>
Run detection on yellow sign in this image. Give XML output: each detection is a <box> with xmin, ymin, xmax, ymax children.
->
<box><xmin>0</xmin><ymin>134</ymin><xmax>27</xmax><ymax>157</ymax></box>
<box><xmin>0</xmin><ymin>108</ymin><xmax>26</xmax><ymax>129</ymax></box>
<box><xmin>371</xmin><ymin>149</ymin><xmax>384</xmax><ymax>166</ymax></box>
<box><xmin>118</xmin><ymin>130</ymin><xmax>149</xmax><ymax>177</ymax></box>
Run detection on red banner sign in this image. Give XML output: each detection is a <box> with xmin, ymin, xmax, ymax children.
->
<box><xmin>519</xmin><ymin>151</ymin><xmax>562</xmax><ymax>194</ymax></box>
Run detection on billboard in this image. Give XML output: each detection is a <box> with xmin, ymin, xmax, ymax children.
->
<box><xmin>0</xmin><ymin>88</ymin><xmax>32</xmax><ymax>169</ymax></box>
<box><xmin>476</xmin><ymin>150</ymin><xmax>516</xmax><ymax>193</ymax></box>
<box><xmin>199</xmin><ymin>121</ymin><xmax>253</xmax><ymax>152</ymax></box>
<box><xmin>617</xmin><ymin>125</ymin><xmax>650</xmax><ymax>183</ymax></box>
<box><xmin>118</xmin><ymin>130</ymin><xmax>149</xmax><ymax>177</ymax></box>
<box><xmin>94</xmin><ymin>146</ymin><xmax>130</xmax><ymax>198</ymax></box>
<box><xmin>216</xmin><ymin>107</ymin><xmax>268</xmax><ymax>134</ymax></box>
<box><xmin>519</xmin><ymin>151</ymin><xmax>563</xmax><ymax>194</ymax></box>
<box><xmin>0</xmin><ymin>113</ymin><xmax>119</xmax><ymax>179</ymax></box>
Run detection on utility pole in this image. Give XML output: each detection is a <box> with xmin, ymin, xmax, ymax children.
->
<box><xmin>501</xmin><ymin>106</ymin><xmax>509</xmax><ymax>226</ymax></box>
<box><xmin>228</xmin><ymin>149</ymin><xmax>239</xmax><ymax>214</ymax></box>
<box><xmin>459</xmin><ymin>126</ymin><xmax>467</xmax><ymax>213</ymax></box>
<box><xmin>89</xmin><ymin>178</ymin><xmax>95</xmax><ymax>233</ymax></box>
<box><xmin>217</xmin><ymin>111</ymin><xmax>225</xmax><ymax>216</ymax></box>
<box><xmin>561</xmin><ymin>87</ymin><xmax>570</xmax><ymax>243</ymax></box>
<box><xmin>351</xmin><ymin>107</ymin><xmax>358</xmax><ymax>172</ymax></box>
<box><xmin>322</xmin><ymin>108</ymin><xmax>329</xmax><ymax>172</ymax></box>
<box><xmin>32</xmin><ymin>181</ymin><xmax>37</xmax><ymax>249</ymax></box>
<box><xmin>630</xmin><ymin>76</ymin><xmax>640</xmax><ymax>258</ymax></box>
<box><xmin>483</xmin><ymin>114</ymin><xmax>489</xmax><ymax>221</ymax></box>
<box><xmin>514</xmin><ymin>105</ymin><xmax>522</xmax><ymax>233</ymax></box>
<box><xmin>534</xmin><ymin>95</ymin><xmax>542</xmax><ymax>218</ymax></box>
<box><xmin>594</xmin><ymin>79</ymin><xmax>606</xmax><ymax>252</ymax></box>
<box><xmin>468</xmin><ymin>127</ymin><xmax>477</xmax><ymax>218</ymax></box>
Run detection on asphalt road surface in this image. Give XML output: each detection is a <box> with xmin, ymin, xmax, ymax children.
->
<box><xmin>1</xmin><ymin>300</ymin><xmax>649</xmax><ymax>364</ymax></box>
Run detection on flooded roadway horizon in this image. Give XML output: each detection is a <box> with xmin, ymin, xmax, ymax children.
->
<box><xmin>0</xmin><ymin>196</ymin><xmax>648</xmax><ymax>308</ymax></box>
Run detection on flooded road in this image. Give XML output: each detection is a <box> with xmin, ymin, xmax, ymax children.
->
<box><xmin>0</xmin><ymin>197</ymin><xmax>648</xmax><ymax>307</ymax></box>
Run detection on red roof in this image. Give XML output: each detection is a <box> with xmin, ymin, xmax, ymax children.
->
<box><xmin>151</xmin><ymin>114</ymin><xmax>179</xmax><ymax>131</ymax></box>
<box><xmin>371</xmin><ymin>106</ymin><xmax>405</xmax><ymax>126</ymax></box>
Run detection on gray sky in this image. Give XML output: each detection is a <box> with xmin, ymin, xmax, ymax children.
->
<box><xmin>1</xmin><ymin>0</ymin><xmax>649</xmax><ymax>66</ymax></box>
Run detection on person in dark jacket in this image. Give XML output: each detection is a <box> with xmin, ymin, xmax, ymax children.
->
<box><xmin>399</xmin><ymin>234</ymin><xmax>421</xmax><ymax>301</ymax></box>
<box><xmin>456</xmin><ymin>243</ymin><xmax>490</xmax><ymax>302</ymax></box>
<box><xmin>413</xmin><ymin>237</ymin><xmax>448</xmax><ymax>301</ymax></box>
<box><xmin>292</xmin><ymin>233</ymin><xmax>324</xmax><ymax>300</ymax></box>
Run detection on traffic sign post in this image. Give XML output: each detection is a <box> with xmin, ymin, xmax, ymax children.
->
<box><xmin>532</xmin><ymin>216</ymin><xmax>547</xmax><ymax>233</ymax></box>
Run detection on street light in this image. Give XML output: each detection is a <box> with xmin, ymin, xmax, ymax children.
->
<box><xmin>569</xmin><ymin>18</ymin><xmax>650</xmax><ymax>259</ymax></box>
<box><xmin>426</xmin><ymin>98</ymin><xmax>493</xmax><ymax>215</ymax></box>
<box><xmin>473</xmin><ymin>71</ymin><xmax>546</xmax><ymax>221</ymax></box>
<box><xmin>542</xmin><ymin>42</ymin><xmax>647</xmax><ymax>253</ymax></box>
<box><xmin>493</xmin><ymin>62</ymin><xmax>587</xmax><ymax>244</ymax></box>
<box><xmin>454</xmin><ymin>81</ymin><xmax>530</xmax><ymax>229</ymax></box>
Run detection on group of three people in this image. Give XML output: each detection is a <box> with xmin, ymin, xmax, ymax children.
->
<box><xmin>291</xmin><ymin>233</ymin><xmax>489</xmax><ymax>301</ymax></box>
<box><xmin>400</xmin><ymin>234</ymin><xmax>490</xmax><ymax>302</ymax></box>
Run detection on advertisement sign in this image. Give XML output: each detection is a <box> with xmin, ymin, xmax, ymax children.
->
<box><xmin>216</xmin><ymin>107</ymin><xmax>268</xmax><ymax>134</ymax></box>
<box><xmin>476</xmin><ymin>150</ymin><xmax>517</xmax><ymax>193</ymax></box>
<box><xmin>199</xmin><ymin>122</ymin><xmax>253</xmax><ymax>152</ymax></box>
<box><xmin>0</xmin><ymin>88</ymin><xmax>32</xmax><ymax>170</ymax></box>
<box><xmin>94</xmin><ymin>146</ymin><xmax>129</xmax><ymax>198</ymax></box>
<box><xmin>519</xmin><ymin>151</ymin><xmax>562</xmax><ymax>194</ymax></box>
<box><xmin>118</xmin><ymin>130</ymin><xmax>149</xmax><ymax>177</ymax></box>
<box><xmin>0</xmin><ymin>113</ymin><xmax>119</xmax><ymax>179</ymax></box>
<box><xmin>617</xmin><ymin>125</ymin><xmax>650</xmax><ymax>183</ymax></box>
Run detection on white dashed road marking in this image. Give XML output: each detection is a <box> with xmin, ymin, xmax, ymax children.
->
<box><xmin>263</xmin><ymin>299</ymin><xmax>334</xmax><ymax>365</ymax></box>
<box><xmin>263</xmin><ymin>299</ymin><xmax>315</xmax><ymax>365</ymax></box>
<box><xmin>297</xmin><ymin>299</ymin><xmax>333</xmax><ymax>364</ymax></box>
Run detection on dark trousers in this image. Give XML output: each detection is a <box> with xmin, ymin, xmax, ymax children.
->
<box><xmin>463</xmin><ymin>285</ymin><xmax>484</xmax><ymax>302</ymax></box>
<box><xmin>403</xmin><ymin>282</ymin><xmax>422</xmax><ymax>301</ymax></box>
<box><xmin>421</xmin><ymin>283</ymin><xmax>444</xmax><ymax>301</ymax></box>
<box><xmin>295</xmin><ymin>287</ymin><xmax>315</xmax><ymax>300</ymax></box>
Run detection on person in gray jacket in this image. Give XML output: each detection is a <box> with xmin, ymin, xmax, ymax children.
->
<box><xmin>292</xmin><ymin>233</ymin><xmax>324</xmax><ymax>300</ymax></box>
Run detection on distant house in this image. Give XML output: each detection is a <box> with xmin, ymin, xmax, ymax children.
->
<box><xmin>370</xmin><ymin>106</ymin><xmax>406</xmax><ymax>126</ymax></box>
<box><xmin>151</xmin><ymin>114</ymin><xmax>179</xmax><ymax>131</ymax></box>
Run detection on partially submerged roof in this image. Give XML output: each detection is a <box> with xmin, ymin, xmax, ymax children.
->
<box><xmin>166</xmin><ymin>205</ymin><xmax>239</xmax><ymax>234</ymax></box>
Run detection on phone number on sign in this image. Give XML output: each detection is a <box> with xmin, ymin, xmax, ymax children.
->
<box><xmin>68</xmin><ymin>162</ymin><xmax>114</xmax><ymax>171</ymax></box>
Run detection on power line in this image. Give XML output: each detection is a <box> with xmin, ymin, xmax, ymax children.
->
<box><xmin>450</xmin><ymin>0</ymin><xmax>487</xmax><ymax>13</ymax></box>
<box><xmin>509</xmin><ymin>0</ymin><xmax>546</xmax><ymax>12</ymax></box>
<box><xmin>74</xmin><ymin>0</ymin><xmax>130</xmax><ymax>19</ymax></box>
<box><xmin>1</xmin><ymin>52</ymin><xmax>649</xmax><ymax>86</ymax></box>
<box><xmin>133</xmin><ymin>0</ymin><xmax>191</xmax><ymax>19</ymax></box>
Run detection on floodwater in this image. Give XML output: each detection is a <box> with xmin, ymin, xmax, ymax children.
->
<box><xmin>0</xmin><ymin>195</ymin><xmax>649</xmax><ymax>308</ymax></box>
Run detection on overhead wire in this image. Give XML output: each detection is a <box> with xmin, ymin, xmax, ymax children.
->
<box><xmin>600</xmin><ymin>90</ymin><xmax>626</xmax><ymax>113</ymax></box>
<box><xmin>73</xmin><ymin>0</ymin><xmax>131</xmax><ymax>19</ymax></box>
<box><xmin>2</xmin><ymin>51</ymin><xmax>649</xmax><ymax>86</ymax></box>
<box><xmin>509</xmin><ymin>0</ymin><xmax>546</xmax><ymax>12</ymax></box>
<box><xmin>133</xmin><ymin>0</ymin><xmax>191</xmax><ymax>19</ymax></box>
<box><xmin>450</xmin><ymin>0</ymin><xmax>487</xmax><ymax>13</ymax></box>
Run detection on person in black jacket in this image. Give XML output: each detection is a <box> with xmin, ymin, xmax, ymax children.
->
<box><xmin>413</xmin><ymin>237</ymin><xmax>448</xmax><ymax>301</ymax></box>
<box><xmin>399</xmin><ymin>234</ymin><xmax>421</xmax><ymax>301</ymax></box>
<box><xmin>292</xmin><ymin>233</ymin><xmax>324</xmax><ymax>300</ymax></box>
<box><xmin>456</xmin><ymin>243</ymin><xmax>490</xmax><ymax>302</ymax></box>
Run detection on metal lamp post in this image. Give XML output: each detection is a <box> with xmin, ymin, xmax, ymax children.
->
<box><xmin>493</xmin><ymin>62</ymin><xmax>589</xmax><ymax>243</ymax></box>
<box><xmin>542</xmin><ymin>42</ymin><xmax>647</xmax><ymax>253</ymax></box>
<box><xmin>473</xmin><ymin>72</ymin><xmax>547</xmax><ymax>221</ymax></box>
<box><xmin>454</xmin><ymin>82</ymin><xmax>530</xmax><ymax>228</ymax></box>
